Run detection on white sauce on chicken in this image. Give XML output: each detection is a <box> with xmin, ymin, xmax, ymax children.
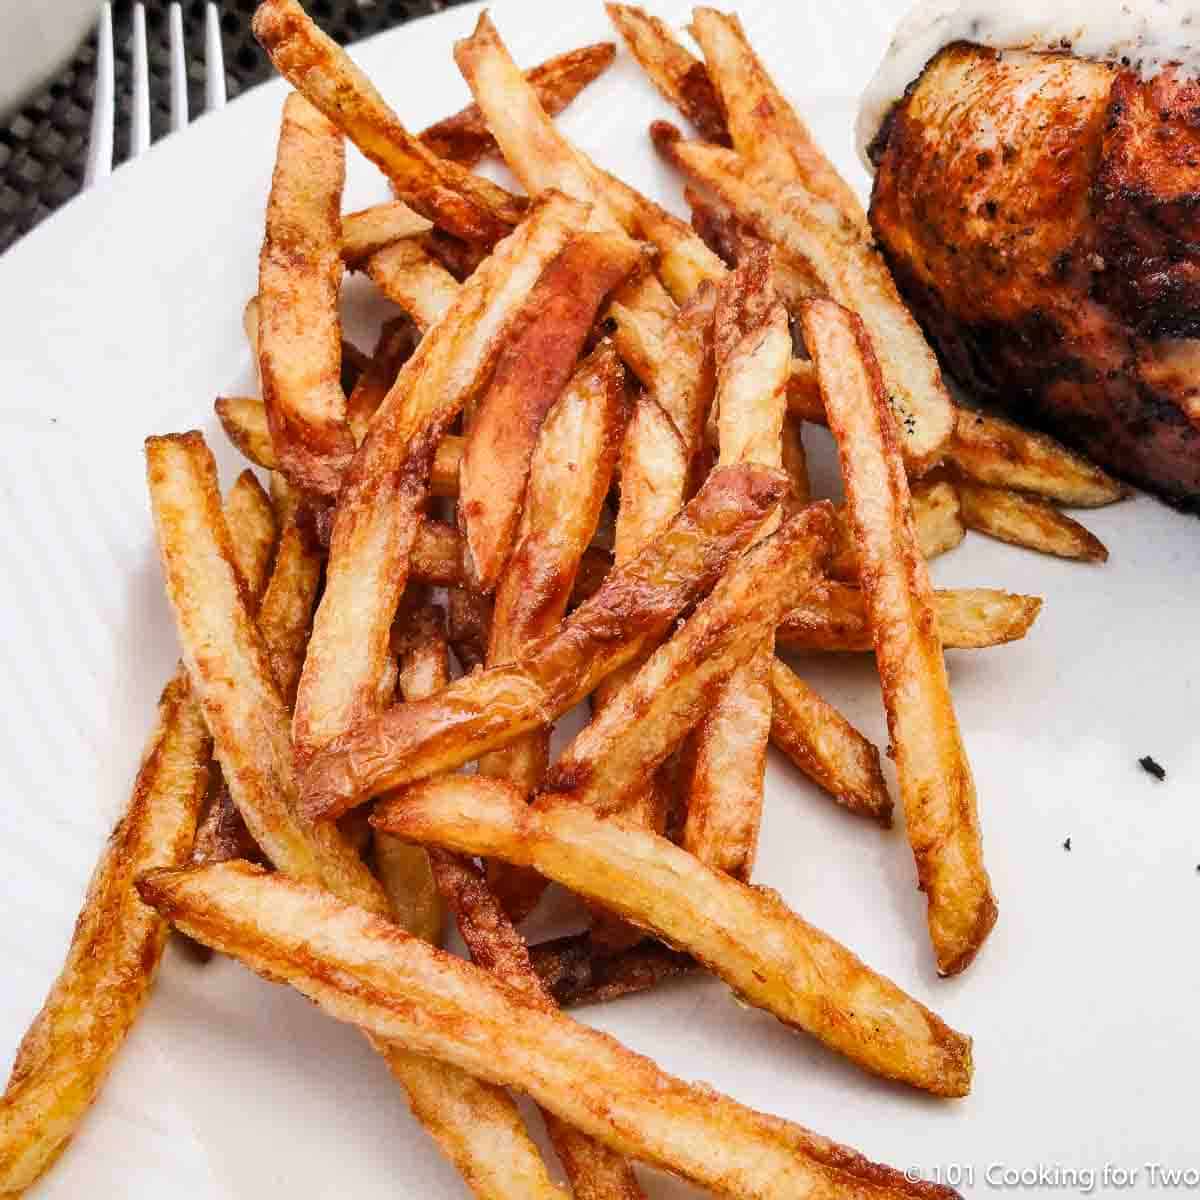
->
<box><xmin>857</xmin><ymin>0</ymin><xmax>1200</xmax><ymax>166</ymax></box>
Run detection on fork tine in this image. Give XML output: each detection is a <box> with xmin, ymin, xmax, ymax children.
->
<box><xmin>130</xmin><ymin>3</ymin><xmax>151</xmax><ymax>157</ymax></box>
<box><xmin>83</xmin><ymin>3</ymin><xmax>115</xmax><ymax>187</ymax></box>
<box><xmin>205</xmin><ymin>3</ymin><xmax>227</xmax><ymax>112</ymax></box>
<box><xmin>168</xmin><ymin>3</ymin><xmax>188</xmax><ymax>131</ymax></box>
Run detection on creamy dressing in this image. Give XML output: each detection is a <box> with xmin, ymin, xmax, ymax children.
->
<box><xmin>857</xmin><ymin>0</ymin><xmax>1200</xmax><ymax>166</ymax></box>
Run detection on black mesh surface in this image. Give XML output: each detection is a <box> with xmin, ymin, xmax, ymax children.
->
<box><xmin>0</xmin><ymin>1</ymin><xmax>466</xmax><ymax>252</ymax></box>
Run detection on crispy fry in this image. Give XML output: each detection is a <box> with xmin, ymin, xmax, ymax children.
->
<box><xmin>217</xmin><ymin>390</ymin><xmax>464</xmax><ymax>497</ymax></box>
<box><xmin>955</xmin><ymin>477</ymin><xmax>1110</xmax><ymax>562</ymax></box>
<box><xmin>293</xmin><ymin>192</ymin><xmax>585</xmax><ymax>764</ymax></box>
<box><xmin>548</xmin><ymin>502</ymin><xmax>834</xmax><ymax>816</ymax></box>
<box><xmin>447</xmin><ymin>587</ymin><xmax>493</xmax><ymax>674</ymax></box>
<box><xmin>145</xmin><ymin>432</ymin><xmax>386</xmax><ymax>911</ymax></box>
<box><xmin>257</xmin><ymin>93</ymin><xmax>355</xmax><ymax>497</ymax></box>
<box><xmin>654</xmin><ymin>125</ymin><xmax>955</xmax><ymax>473</ymax></box>
<box><xmin>345</xmin><ymin>318</ymin><xmax>419</xmax><ymax>446</ymax></box>
<box><xmin>429</xmin><ymin>853</ymin><xmax>646</xmax><ymax>1200</ymax></box>
<box><xmin>192</xmin><ymin>777</ymin><xmax>264</xmax><ymax>867</ymax></box>
<box><xmin>377</xmin><ymin>777</ymin><xmax>973</xmax><ymax>1097</ymax></box>
<box><xmin>604</xmin><ymin>4</ymin><xmax>730</xmax><ymax>146</ymax></box>
<box><xmin>780</xmin><ymin>412</ymin><xmax>811</xmax><ymax>504</ymax></box>
<box><xmin>216</xmin><ymin>396</ymin><xmax>276</xmax><ymax>472</ymax></box>
<box><xmin>0</xmin><ymin>676</ymin><xmax>209</xmax><ymax>1193</ymax></box>
<box><xmin>223</xmin><ymin>470</ymin><xmax>277</xmax><ymax>599</ymax></box>
<box><xmin>459</xmin><ymin>238</ymin><xmax>642</xmax><ymax>591</ymax></box>
<box><xmin>365</xmin><ymin>239</ymin><xmax>461</xmax><ymax>333</ymax></box>
<box><xmin>301</xmin><ymin>464</ymin><xmax>788</xmax><ymax>818</ymax></box>
<box><xmin>341</xmin><ymin>198</ymin><xmax>432</xmax><ymax>268</ymax></box>
<box><xmin>253</xmin><ymin>0</ymin><xmax>523</xmax><ymax>244</ymax></box>
<box><xmin>950</xmin><ymin>408</ymin><xmax>1127</xmax><ymax>507</ymax></box>
<box><xmin>257</xmin><ymin>522</ymin><xmax>323</xmax><ymax>708</ymax></box>
<box><xmin>803</xmin><ymin>298</ymin><xmax>996</xmax><ymax>976</ymax></box>
<box><xmin>421</xmin><ymin>42</ymin><xmax>618</xmax><ymax>167</ymax></box>
<box><xmin>769</xmin><ymin>658</ymin><xmax>892</xmax><ymax>825</ymax></box>
<box><xmin>690</xmin><ymin>8</ymin><xmax>867</xmax><ymax>228</ymax></box>
<box><xmin>529</xmin><ymin>933</ymin><xmax>696</xmax><ymax>1008</ymax></box>
<box><xmin>830</xmin><ymin>476</ymin><xmax>965</xmax><ymax>581</ymax></box>
<box><xmin>778</xmin><ymin>583</ymin><xmax>1044</xmax><ymax>652</ymax></box>
<box><xmin>683</xmin><ymin>247</ymin><xmax>790</xmax><ymax>879</ymax></box>
<box><xmin>477</xmin><ymin>343</ymin><xmax>626</xmax><ymax>788</ymax></box>
<box><xmin>140</xmin><ymin>861</ymin><xmax>959</xmax><ymax>1198</ymax></box>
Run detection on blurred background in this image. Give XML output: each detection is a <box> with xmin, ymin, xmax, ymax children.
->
<box><xmin>0</xmin><ymin>0</ymin><xmax>471</xmax><ymax>252</ymax></box>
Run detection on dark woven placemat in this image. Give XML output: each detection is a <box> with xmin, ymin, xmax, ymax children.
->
<box><xmin>0</xmin><ymin>0</ymin><xmax>466</xmax><ymax>253</ymax></box>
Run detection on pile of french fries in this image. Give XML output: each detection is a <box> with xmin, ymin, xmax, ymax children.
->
<box><xmin>0</xmin><ymin>3</ymin><xmax>1133</xmax><ymax>1196</ymax></box>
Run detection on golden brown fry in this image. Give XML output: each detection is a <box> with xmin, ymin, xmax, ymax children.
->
<box><xmin>429</xmin><ymin>851</ymin><xmax>646</xmax><ymax>1200</ymax></box>
<box><xmin>446</xmin><ymin>587</ymin><xmax>493</xmax><ymax>674</ymax></box>
<box><xmin>192</xmin><ymin>776</ymin><xmax>264</xmax><ymax>867</ymax></box>
<box><xmin>950</xmin><ymin>407</ymin><xmax>1127</xmax><ymax>507</ymax></box>
<box><xmin>829</xmin><ymin>476</ymin><xmax>965</xmax><ymax>581</ymax></box>
<box><xmin>780</xmin><ymin>412</ymin><xmax>811</xmax><ymax>504</ymax></box>
<box><xmin>293</xmin><ymin>192</ymin><xmax>585</xmax><ymax>764</ymax></box>
<box><xmin>421</xmin><ymin>42</ymin><xmax>618</xmax><ymax>167</ymax></box>
<box><xmin>141</xmin><ymin>861</ymin><xmax>960</xmax><ymax>1198</ymax></box>
<box><xmin>778</xmin><ymin>583</ymin><xmax>1044</xmax><ymax>652</ymax></box>
<box><xmin>257</xmin><ymin>522</ymin><xmax>323</xmax><ymax>708</ymax></box>
<box><xmin>690</xmin><ymin>8</ymin><xmax>867</xmax><ymax>228</ymax></box>
<box><xmin>0</xmin><ymin>676</ymin><xmax>209</xmax><ymax>1193</ymax></box>
<box><xmin>365</xmin><ymin>239</ymin><xmax>461</xmax><ymax>333</ymax></box>
<box><xmin>458</xmin><ymin>237</ymin><xmax>642</xmax><ymax>591</ymax></box>
<box><xmin>377</xmin><ymin>777</ymin><xmax>973</xmax><ymax>1097</ymax></box>
<box><xmin>257</xmin><ymin>93</ymin><xmax>355</xmax><ymax>498</ymax></box>
<box><xmin>223</xmin><ymin>470</ymin><xmax>278</xmax><ymax>600</ymax></box>
<box><xmin>477</xmin><ymin>343</ymin><xmax>626</xmax><ymax>789</ymax></box>
<box><xmin>341</xmin><ymin>198</ymin><xmax>432</xmax><ymax>268</ymax></box>
<box><xmin>216</xmin><ymin>396</ymin><xmax>276</xmax><ymax>471</ymax></box>
<box><xmin>803</xmin><ymin>298</ymin><xmax>996</xmax><ymax>976</ymax></box>
<box><xmin>769</xmin><ymin>658</ymin><xmax>892</xmax><ymax>825</ymax></box>
<box><xmin>216</xmin><ymin>390</ymin><xmax>464</xmax><ymax>497</ymax></box>
<box><xmin>528</xmin><ymin>933</ymin><xmax>696</xmax><ymax>1008</ymax></box>
<box><xmin>684</xmin><ymin>246</ymin><xmax>790</xmax><ymax>880</ymax></box>
<box><xmin>345</xmin><ymin>318</ymin><xmax>419</xmax><ymax>446</ymax></box>
<box><xmin>955</xmin><ymin>477</ymin><xmax>1110</xmax><ymax>562</ymax></box>
<box><xmin>145</xmin><ymin>432</ymin><xmax>386</xmax><ymax>911</ymax></box>
<box><xmin>604</xmin><ymin>4</ymin><xmax>730</xmax><ymax>146</ymax></box>
<box><xmin>253</xmin><ymin>0</ymin><xmax>523</xmax><ymax>244</ymax></box>
<box><xmin>548</xmin><ymin>503</ymin><xmax>834</xmax><ymax>816</ymax></box>
<box><xmin>301</xmin><ymin>463</ymin><xmax>788</xmax><ymax>818</ymax></box>
<box><xmin>654</xmin><ymin>126</ymin><xmax>955</xmax><ymax>473</ymax></box>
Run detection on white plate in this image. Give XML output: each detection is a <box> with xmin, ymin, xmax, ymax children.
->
<box><xmin>1</xmin><ymin>2</ymin><xmax>1197</xmax><ymax>1196</ymax></box>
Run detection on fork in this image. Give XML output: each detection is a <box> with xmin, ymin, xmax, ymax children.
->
<box><xmin>84</xmin><ymin>1</ymin><xmax>228</xmax><ymax>188</ymax></box>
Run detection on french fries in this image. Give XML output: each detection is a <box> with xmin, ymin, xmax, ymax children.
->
<box><xmin>140</xmin><ymin>861</ymin><xmax>959</xmax><ymax>1199</ymax></box>
<box><xmin>604</xmin><ymin>4</ymin><xmax>731</xmax><ymax>146</ymax></box>
<box><xmin>300</xmin><ymin>463</ymin><xmax>788</xmax><ymax>818</ymax></box>
<box><xmin>146</xmin><ymin>432</ymin><xmax>387</xmax><ymax>910</ymax></box>
<box><xmin>430</xmin><ymin>851</ymin><xmax>648</xmax><ymax>1200</ymax></box>
<box><xmin>955</xmin><ymin>476</ymin><xmax>1110</xmax><ymax>562</ymax></box>
<box><xmin>216</xmin><ymin>390</ymin><xmax>464</xmax><ymax>497</ymax></box>
<box><xmin>376</xmin><ymin>777</ymin><xmax>973</xmax><ymax>1096</ymax></box>
<box><xmin>341</xmin><ymin>198</ymin><xmax>432</xmax><ymax>268</ymax></box>
<box><xmin>477</xmin><ymin>342</ymin><xmax>626</xmax><ymax>787</ymax></box>
<box><xmin>769</xmin><ymin>658</ymin><xmax>892</xmax><ymax>825</ymax></box>
<box><xmin>547</xmin><ymin>502</ymin><xmax>833</xmax><ymax>815</ymax></box>
<box><xmin>778</xmin><ymin>583</ymin><xmax>1044</xmax><ymax>652</ymax></box>
<box><xmin>257</xmin><ymin>94</ymin><xmax>355</xmax><ymax>497</ymax></box>
<box><xmin>459</xmin><ymin>237</ymin><xmax>642</xmax><ymax>591</ymax></box>
<box><xmin>529</xmin><ymin>933</ymin><xmax>695</xmax><ymax>1008</ymax></box>
<box><xmin>365</xmin><ymin>238</ymin><xmax>461</xmax><ymax>333</ymax></box>
<box><xmin>830</xmin><ymin>476</ymin><xmax>965</xmax><ymax>581</ymax></box>
<box><xmin>689</xmin><ymin>7</ymin><xmax>868</xmax><ymax>228</ymax></box>
<box><xmin>293</xmin><ymin>192</ymin><xmax>585</xmax><ymax>764</ymax></box>
<box><xmin>653</xmin><ymin>125</ymin><xmax>955</xmax><ymax>473</ymax></box>
<box><xmin>950</xmin><ymin>407</ymin><xmax>1127</xmax><ymax>507</ymax></box>
<box><xmin>0</xmin><ymin>676</ymin><xmax>210</xmax><ymax>1194</ymax></box>
<box><xmin>223</xmin><ymin>469</ymin><xmax>278</xmax><ymax>599</ymax></box>
<box><xmin>421</xmin><ymin>41</ymin><xmax>618</xmax><ymax>166</ymax></box>
<box><xmin>803</xmin><ymin>298</ymin><xmax>997</xmax><ymax>976</ymax></box>
<box><xmin>683</xmin><ymin>244</ymin><xmax>789</xmax><ymax>879</ymax></box>
<box><xmin>253</xmin><ymin>0</ymin><xmax>523</xmax><ymax>244</ymax></box>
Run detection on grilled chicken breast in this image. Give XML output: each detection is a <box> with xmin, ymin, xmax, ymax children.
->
<box><xmin>869</xmin><ymin>43</ymin><xmax>1200</xmax><ymax>511</ymax></box>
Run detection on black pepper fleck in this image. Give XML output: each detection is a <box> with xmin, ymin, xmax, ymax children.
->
<box><xmin>1139</xmin><ymin>755</ymin><xmax>1167</xmax><ymax>781</ymax></box>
